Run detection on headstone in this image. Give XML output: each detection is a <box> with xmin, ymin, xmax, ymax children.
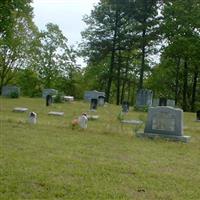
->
<box><xmin>196</xmin><ymin>110</ymin><xmax>200</xmax><ymax>121</ymax></box>
<box><xmin>63</xmin><ymin>96</ymin><xmax>74</xmax><ymax>102</ymax></box>
<box><xmin>42</xmin><ymin>88</ymin><xmax>57</xmax><ymax>98</ymax></box>
<box><xmin>167</xmin><ymin>99</ymin><xmax>175</xmax><ymax>107</ymax></box>
<box><xmin>28</xmin><ymin>112</ymin><xmax>37</xmax><ymax>124</ymax></box>
<box><xmin>13</xmin><ymin>107</ymin><xmax>28</xmax><ymax>112</ymax></box>
<box><xmin>135</xmin><ymin>89</ymin><xmax>153</xmax><ymax>107</ymax></box>
<box><xmin>159</xmin><ymin>98</ymin><xmax>167</xmax><ymax>106</ymax></box>
<box><xmin>136</xmin><ymin>106</ymin><xmax>191</xmax><ymax>142</ymax></box>
<box><xmin>78</xmin><ymin>113</ymin><xmax>88</xmax><ymax>129</ymax></box>
<box><xmin>87</xmin><ymin>115</ymin><xmax>99</xmax><ymax>120</ymax></box>
<box><xmin>48</xmin><ymin>111</ymin><xmax>64</xmax><ymax>116</ymax></box>
<box><xmin>98</xmin><ymin>96</ymin><xmax>105</xmax><ymax>106</ymax></box>
<box><xmin>2</xmin><ymin>85</ymin><xmax>20</xmax><ymax>97</ymax></box>
<box><xmin>122</xmin><ymin>101</ymin><xmax>129</xmax><ymax>113</ymax></box>
<box><xmin>152</xmin><ymin>99</ymin><xmax>159</xmax><ymax>107</ymax></box>
<box><xmin>46</xmin><ymin>94</ymin><xmax>53</xmax><ymax>106</ymax></box>
<box><xmin>84</xmin><ymin>90</ymin><xmax>105</xmax><ymax>102</ymax></box>
<box><xmin>90</xmin><ymin>98</ymin><xmax>98</xmax><ymax>110</ymax></box>
<box><xmin>153</xmin><ymin>98</ymin><xmax>175</xmax><ymax>107</ymax></box>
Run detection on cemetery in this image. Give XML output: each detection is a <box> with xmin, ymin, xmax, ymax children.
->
<box><xmin>0</xmin><ymin>96</ymin><xmax>199</xmax><ymax>199</ymax></box>
<box><xmin>1</xmin><ymin>0</ymin><xmax>200</xmax><ymax>199</ymax></box>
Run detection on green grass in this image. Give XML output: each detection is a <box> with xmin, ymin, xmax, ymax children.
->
<box><xmin>0</xmin><ymin>97</ymin><xmax>200</xmax><ymax>200</ymax></box>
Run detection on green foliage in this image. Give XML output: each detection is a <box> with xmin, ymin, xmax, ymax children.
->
<box><xmin>35</xmin><ymin>23</ymin><xmax>78</xmax><ymax>89</ymax></box>
<box><xmin>0</xmin><ymin>0</ymin><xmax>37</xmax><ymax>93</ymax></box>
<box><xmin>80</xmin><ymin>0</ymin><xmax>160</xmax><ymax>103</ymax></box>
<box><xmin>9</xmin><ymin>91</ymin><xmax>19</xmax><ymax>98</ymax></box>
<box><xmin>15</xmin><ymin>68</ymin><xmax>41</xmax><ymax>97</ymax></box>
<box><xmin>117</xmin><ymin>111</ymin><xmax>124</xmax><ymax>121</ymax></box>
<box><xmin>53</xmin><ymin>93</ymin><xmax>64</xmax><ymax>103</ymax></box>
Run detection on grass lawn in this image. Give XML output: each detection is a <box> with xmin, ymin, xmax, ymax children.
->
<box><xmin>0</xmin><ymin>97</ymin><xmax>200</xmax><ymax>199</ymax></box>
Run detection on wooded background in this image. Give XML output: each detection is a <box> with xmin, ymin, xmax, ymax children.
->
<box><xmin>0</xmin><ymin>0</ymin><xmax>199</xmax><ymax>111</ymax></box>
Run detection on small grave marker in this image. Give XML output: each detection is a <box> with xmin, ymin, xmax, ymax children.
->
<box><xmin>122</xmin><ymin>101</ymin><xmax>129</xmax><ymax>113</ymax></box>
<box><xmin>48</xmin><ymin>111</ymin><xmax>64</xmax><ymax>116</ymax></box>
<box><xmin>196</xmin><ymin>110</ymin><xmax>200</xmax><ymax>122</ymax></box>
<box><xmin>13</xmin><ymin>107</ymin><xmax>28</xmax><ymax>112</ymax></box>
<box><xmin>90</xmin><ymin>98</ymin><xmax>98</xmax><ymax>110</ymax></box>
<box><xmin>28</xmin><ymin>112</ymin><xmax>37</xmax><ymax>124</ymax></box>
<box><xmin>46</xmin><ymin>94</ymin><xmax>53</xmax><ymax>106</ymax></box>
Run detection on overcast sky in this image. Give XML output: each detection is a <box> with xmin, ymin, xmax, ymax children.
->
<box><xmin>32</xmin><ymin>0</ymin><xmax>100</xmax><ymax>66</ymax></box>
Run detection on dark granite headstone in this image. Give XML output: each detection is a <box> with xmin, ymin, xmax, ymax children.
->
<box><xmin>90</xmin><ymin>98</ymin><xmax>98</xmax><ymax>110</ymax></box>
<box><xmin>122</xmin><ymin>101</ymin><xmax>129</xmax><ymax>113</ymax></box>
<box><xmin>46</xmin><ymin>94</ymin><xmax>53</xmax><ymax>106</ymax></box>
<box><xmin>159</xmin><ymin>98</ymin><xmax>167</xmax><ymax>106</ymax></box>
<box><xmin>197</xmin><ymin>110</ymin><xmax>200</xmax><ymax>121</ymax></box>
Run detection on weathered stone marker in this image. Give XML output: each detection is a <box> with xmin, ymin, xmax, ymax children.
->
<box><xmin>136</xmin><ymin>106</ymin><xmax>191</xmax><ymax>142</ymax></box>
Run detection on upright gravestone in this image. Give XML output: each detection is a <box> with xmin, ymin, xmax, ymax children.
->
<box><xmin>136</xmin><ymin>106</ymin><xmax>191</xmax><ymax>142</ymax></box>
<box><xmin>28</xmin><ymin>112</ymin><xmax>37</xmax><ymax>124</ymax></box>
<box><xmin>167</xmin><ymin>99</ymin><xmax>175</xmax><ymax>107</ymax></box>
<box><xmin>46</xmin><ymin>94</ymin><xmax>53</xmax><ymax>106</ymax></box>
<box><xmin>2</xmin><ymin>85</ymin><xmax>20</xmax><ymax>97</ymax></box>
<box><xmin>42</xmin><ymin>88</ymin><xmax>57</xmax><ymax>98</ymax></box>
<box><xmin>122</xmin><ymin>101</ymin><xmax>129</xmax><ymax>113</ymax></box>
<box><xmin>84</xmin><ymin>90</ymin><xmax>105</xmax><ymax>102</ymax></box>
<box><xmin>196</xmin><ymin>110</ymin><xmax>200</xmax><ymax>121</ymax></box>
<box><xmin>159</xmin><ymin>98</ymin><xmax>167</xmax><ymax>106</ymax></box>
<box><xmin>98</xmin><ymin>96</ymin><xmax>105</xmax><ymax>106</ymax></box>
<box><xmin>152</xmin><ymin>98</ymin><xmax>175</xmax><ymax>107</ymax></box>
<box><xmin>90</xmin><ymin>98</ymin><xmax>98</xmax><ymax>110</ymax></box>
<box><xmin>135</xmin><ymin>89</ymin><xmax>153</xmax><ymax>108</ymax></box>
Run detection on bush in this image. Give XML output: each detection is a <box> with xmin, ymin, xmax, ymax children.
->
<box><xmin>10</xmin><ymin>91</ymin><xmax>19</xmax><ymax>98</ymax></box>
<box><xmin>53</xmin><ymin>93</ymin><xmax>64</xmax><ymax>103</ymax></box>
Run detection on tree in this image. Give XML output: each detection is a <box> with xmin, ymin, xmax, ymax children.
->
<box><xmin>35</xmin><ymin>23</ymin><xmax>78</xmax><ymax>89</ymax></box>
<box><xmin>160</xmin><ymin>0</ymin><xmax>200</xmax><ymax>111</ymax></box>
<box><xmin>0</xmin><ymin>0</ymin><xmax>37</xmax><ymax>94</ymax></box>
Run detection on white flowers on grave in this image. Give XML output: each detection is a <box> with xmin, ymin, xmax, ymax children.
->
<box><xmin>28</xmin><ymin>112</ymin><xmax>37</xmax><ymax>124</ymax></box>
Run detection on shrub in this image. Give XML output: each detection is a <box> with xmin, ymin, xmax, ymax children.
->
<box><xmin>53</xmin><ymin>93</ymin><xmax>64</xmax><ymax>103</ymax></box>
<box><xmin>10</xmin><ymin>91</ymin><xmax>19</xmax><ymax>98</ymax></box>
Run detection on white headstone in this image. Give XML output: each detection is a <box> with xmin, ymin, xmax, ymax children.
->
<box><xmin>78</xmin><ymin>114</ymin><xmax>88</xmax><ymax>129</ymax></box>
<box><xmin>28</xmin><ymin>112</ymin><xmax>37</xmax><ymax>124</ymax></box>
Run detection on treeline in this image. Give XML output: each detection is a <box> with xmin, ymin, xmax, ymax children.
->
<box><xmin>0</xmin><ymin>0</ymin><xmax>200</xmax><ymax>111</ymax></box>
<box><xmin>0</xmin><ymin>0</ymin><xmax>83</xmax><ymax>98</ymax></box>
<box><xmin>80</xmin><ymin>0</ymin><xmax>200</xmax><ymax>111</ymax></box>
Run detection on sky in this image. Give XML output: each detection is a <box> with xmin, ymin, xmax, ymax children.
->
<box><xmin>32</xmin><ymin>0</ymin><xmax>100</xmax><ymax>67</ymax></box>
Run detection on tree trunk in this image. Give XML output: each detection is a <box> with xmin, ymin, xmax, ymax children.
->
<box><xmin>116</xmin><ymin>51</ymin><xmax>121</xmax><ymax>105</ymax></box>
<box><xmin>138</xmin><ymin>1</ymin><xmax>147</xmax><ymax>90</ymax></box>
<box><xmin>191</xmin><ymin>65</ymin><xmax>199</xmax><ymax>112</ymax></box>
<box><xmin>174</xmin><ymin>57</ymin><xmax>180</xmax><ymax>105</ymax></box>
<box><xmin>182</xmin><ymin>58</ymin><xmax>188</xmax><ymax>111</ymax></box>
<box><xmin>139</xmin><ymin>28</ymin><xmax>146</xmax><ymax>90</ymax></box>
<box><xmin>105</xmin><ymin>9</ymin><xmax>119</xmax><ymax>102</ymax></box>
